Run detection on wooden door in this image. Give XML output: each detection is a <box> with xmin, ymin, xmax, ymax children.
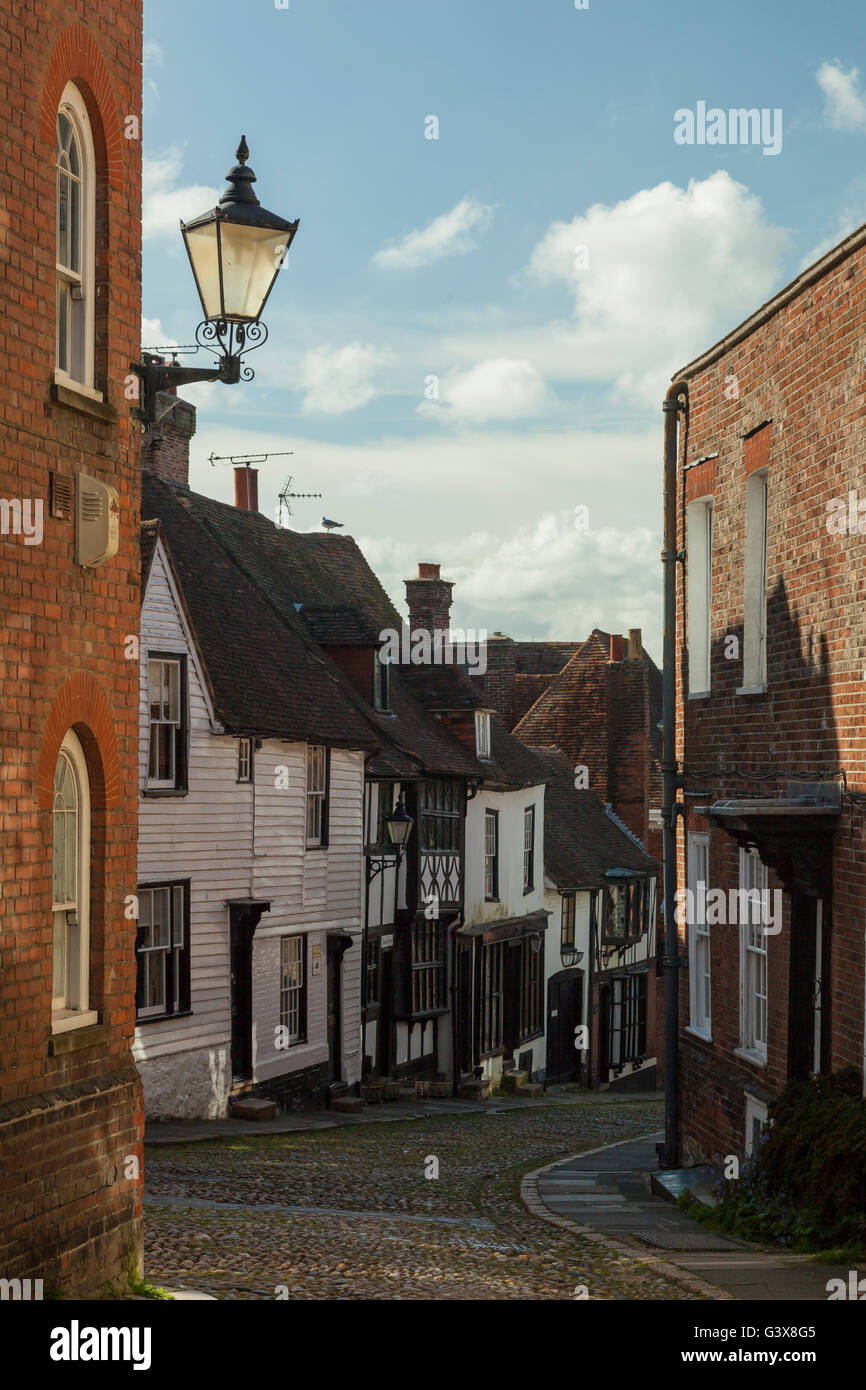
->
<box><xmin>230</xmin><ymin>909</ymin><xmax>254</xmax><ymax>1083</ymax></box>
<box><xmin>546</xmin><ymin>971</ymin><xmax>583</xmax><ymax>1082</ymax></box>
<box><xmin>327</xmin><ymin>936</ymin><xmax>342</xmax><ymax>1083</ymax></box>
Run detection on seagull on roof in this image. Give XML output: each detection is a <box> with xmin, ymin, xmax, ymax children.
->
<box><xmin>321</xmin><ymin>516</ymin><xmax>343</xmax><ymax>532</ymax></box>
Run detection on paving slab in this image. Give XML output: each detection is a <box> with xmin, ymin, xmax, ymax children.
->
<box><xmin>532</xmin><ymin>1131</ymin><xmax>851</xmax><ymax>1301</ymax></box>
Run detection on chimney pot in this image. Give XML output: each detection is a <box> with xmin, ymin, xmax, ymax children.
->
<box><xmin>609</xmin><ymin>634</ymin><xmax>624</xmax><ymax>663</ymax></box>
<box><xmin>418</xmin><ymin>562</ymin><xmax>440</xmax><ymax>580</ymax></box>
<box><xmin>234</xmin><ymin>466</ymin><xmax>259</xmax><ymax>512</ymax></box>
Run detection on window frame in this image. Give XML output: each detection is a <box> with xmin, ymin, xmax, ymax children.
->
<box><xmin>237</xmin><ymin>737</ymin><xmax>253</xmax><ymax>783</ymax></box>
<box><xmin>608</xmin><ymin>971</ymin><xmax>648</xmax><ymax>1067</ymax></box>
<box><xmin>518</xmin><ymin>935</ymin><xmax>544</xmax><ymax>1042</ymax></box>
<box><xmin>305</xmin><ymin>744</ymin><xmax>330</xmax><ymax>848</ymax></box>
<box><xmin>475</xmin><ymin>710</ymin><xmax>491</xmax><ymax>759</ymax></box>
<box><xmin>55</xmin><ymin>83</ymin><xmax>100</xmax><ymax>398</ymax></box>
<box><xmin>739</xmin><ymin>848</ymin><xmax>769</xmax><ymax>1062</ymax></box>
<box><xmin>687</xmin><ymin>832</ymin><xmax>712</xmax><ymax>1039</ymax></box>
<box><xmin>146</xmin><ymin>652</ymin><xmax>188</xmax><ymax>793</ymax></box>
<box><xmin>409</xmin><ymin>918</ymin><xmax>447</xmax><ymax>1016</ymax></box>
<box><xmin>480</xmin><ymin>940</ymin><xmax>505</xmax><ymax>1055</ymax></box>
<box><xmin>561</xmin><ymin>892</ymin><xmax>576</xmax><ymax>951</ymax></box>
<box><xmin>52</xmin><ymin>729</ymin><xmax>96</xmax><ymax>1034</ymax></box>
<box><xmin>279</xmin><ymin>934</ymin><xmax>308</xmax><ymax>1045</ymax></box>
<box><xmin>523</xmin><ymin>804</ymin><xmax>535</xmax><ymax>894</ymax></box>
<box><xmin>373</xmin><ymin>648</ymin><xmax>391</xmax><ymax>712</ymax></box>
<box><xmin>686</xmin><ymin>495</ymin><xmax>713</xmax><ymax>695</ymax></box>
<box><xmin>135</xmin><ymin>879</ymin><xmax>191</xmax><ymax>1022</ymax></box>
<box><xmin>484</xmin><ymin>808</ymin><xmax>499</xmax><ymax>900</ymax></box>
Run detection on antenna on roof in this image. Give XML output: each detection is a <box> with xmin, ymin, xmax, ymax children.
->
<box><xmin>277</xmin><ymin>476</ymin><xmax>322</xmax><ymax>525</ymax></box>
<box><xmin>207</xmin><ymin>450</ymin><xmax>296</xmax><ymax>468</ymax></box>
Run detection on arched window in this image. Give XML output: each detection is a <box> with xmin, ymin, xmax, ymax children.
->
<box><xmin>55</xmin><ymin>83</ymin><xmax>97</xmax><ymax>393</ymax></box>
<box><xmin>52</xmin><ymin>730</ymin><xmax>95</xmax><ymax>1032</ymax></box>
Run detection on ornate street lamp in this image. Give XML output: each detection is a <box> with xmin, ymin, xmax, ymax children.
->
<box><xmin>367</xmin><ymin>792</ymin><xmax>414</xmax><ymax>882</ymax></box>
<box><xmin>133</xmin><ymin>136</ymin><xmax>298</xmax><ymax>422</ymax></box>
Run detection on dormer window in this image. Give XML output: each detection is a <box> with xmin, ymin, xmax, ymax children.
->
<box><xmin>475</xmin><ymin>710</ymin><xmax>491</xmax><ymax>759</ymax></box>
<box><xmin>373</xmin><ymin>647</ymin><xmax>391</xmax><ymax>712</ymax></box>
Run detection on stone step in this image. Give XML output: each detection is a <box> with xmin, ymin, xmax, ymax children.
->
<box><xmin>229</xmin><ymin>1097</ymin><xmax>278</xmax><ymax>1122</ymax></box>
<box><xmin>330</xmin><ymin>1095</ymin><xmax>365</xmax><ymax>1115</ymax></box>
<box><xmin>500</xmin><ymin>1070</ymin><xmax>528</xmax><ymax>1092</ymax></box>
<box><xmin>458</xmin><ymin>1078</ymin><xmax>490</xmax><ymax>1100</ymax></box>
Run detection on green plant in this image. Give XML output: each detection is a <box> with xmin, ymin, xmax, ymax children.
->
<box><xmin>708</xmin><ymin>1068</ymin><xmax>866</xmax><ymax>1252</ymax></box>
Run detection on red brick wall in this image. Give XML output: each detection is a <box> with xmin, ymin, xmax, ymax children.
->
<box><xmin>0</xmin><ymin>1</ymin><xmax>143</xmax><ymax>1292</ymax></box>
<box><xmin>675</xmin><ymin>237</ymin><xmax>866</xmax><ymax>1162</ymax></box>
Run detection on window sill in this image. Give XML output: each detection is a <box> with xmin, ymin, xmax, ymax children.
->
<box><xmin>685</xmin><ymin>1024</ymin><xmax>713</xmax><ymax>1045</ymax></box>
<box><xmin>736</xmin><ymin>684</ymin><xmax>767</xmax><ymax>697</ymax></box>
<box><xmin>733</xmin><ymin>1046</ymin><xmax>767</xmax><ymax>1068</ymax></box>
<box><xmin>136</xmin><ymin>1009</ymin><xmax>193</xmax><ymax>1026</ymax></box>
<box><xmin>485</xmin><ymin>896</ymin><xmax>500</xmax><ymax>904</ymax></box>
<box><xmin>517</xmin><ymin>1029</ymin><xmax>544</xmax><ymax>1046</ymax></box>
<box><xmin>687</xmin><ymin>691</ymin><xmax>711</xmax><ymax>701</ymax></box>
<box><xmin>49</xmin><ymin>1015</ymin><xmax>106</xmax><ymax>1053</ymax></box>
<box><xmin>142</xmin><ymin>787</ymin><xmax>189</xmax><ymax>798</ymax></box>
<box><xmin>50</xmin><ymin>379</ymin><xmax>116</xmax><ymax>424</ymax></box>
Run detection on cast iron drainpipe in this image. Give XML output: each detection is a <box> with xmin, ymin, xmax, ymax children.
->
<box><xmin>660</xmin><ymin>377</ymin><xmax>689</xmax><ymax>1169</ymax></box>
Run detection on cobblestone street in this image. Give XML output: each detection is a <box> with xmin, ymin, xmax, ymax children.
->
<box><xmin>144</xmin><ymin>1098</ymin><xmax>703</xmax><ymax>1300</ymax></box>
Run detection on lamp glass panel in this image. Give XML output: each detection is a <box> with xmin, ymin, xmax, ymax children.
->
<box><xmin>183</xmin><ymin>220</ymin><xmax>223</xmax><ymax>319</ymax></box>
<box><xmin>216</xmin><ymin>221</ymin><xmax>287</xmax><ymax>322</ymax></box>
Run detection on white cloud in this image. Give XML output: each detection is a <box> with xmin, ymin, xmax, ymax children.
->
<box><xmin>510</xmin><ymin>171</ymin><xmax>787</xmax><ymax>400</ymax></box>
<box><xmin>419</xmin><ymin>357</ymin><xmax>551</xmax><ymax>423</ymax></box>
<box><xmin>142</xmin><ymin>148</ymin><xmax>221</xmax><ymax>241</ymax></box>
<box><xmin>360</xmin><ymin>510</ymin><xmax>661</xmax><ymax>650</ymax></box>
<box><xmin>372</xmin><ymin>196</ymin><xmax>493</xmax><ymax>270</ymax></box>
<box><xmin>298</xmin><ymin>342</ymin><xmax>393</xmax><ymax>414</ymax></box>
<box><xmin>817</xmin><ymin>61</ymin><xmax>866</xmax><ymax>132</ymax></box>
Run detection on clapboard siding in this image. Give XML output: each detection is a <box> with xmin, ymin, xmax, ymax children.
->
<box><xmin>135</xmin><ymin>540</ymin><xmax>365</xmax><ymax>1117</ymax></box>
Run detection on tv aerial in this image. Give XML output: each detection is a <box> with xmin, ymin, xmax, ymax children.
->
<box><xmin>205</xmin><ymin>451</ymin><xmax>321</xmax><ymax>524</ymax></box>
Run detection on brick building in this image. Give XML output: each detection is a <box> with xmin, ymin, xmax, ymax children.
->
<box><xmin>0</xmin><ymin>4</ymin><xmax>143</xmax><ymax>1292</ymax></box>
<box><xmin>672</xmin><ymin>224</ymin><xmax>866</xmax><ymax>1163</ymax></box>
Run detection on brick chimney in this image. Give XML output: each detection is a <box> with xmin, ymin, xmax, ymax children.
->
<box><xmin>141</xmin><ymin>389</ymin><xmax>196</xmax><ymax>487</ymax></box>
<box><xmin>234</xmin><ymin>466</ymin><xmax>259</xmax><ymax>512</ymax></box>
<box><xmin>627</xmin><ymin>628</ymin><xmax>642</xmax><ymax>659</ymax></box>
<box><xmin>609</xmin><ymin>633</ymin><xmax>624</xmax><ymax>662</ymax></box>
<box><xmin>404</xmin><ymin>562</ymin><xmax>454</xmax><ymax>632</ymax></box>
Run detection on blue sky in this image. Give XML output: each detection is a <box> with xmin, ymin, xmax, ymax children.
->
<box><xmin>142</xmin><ymin>0</ymin><xmax>866</xmax><ymax>655</ymax></box>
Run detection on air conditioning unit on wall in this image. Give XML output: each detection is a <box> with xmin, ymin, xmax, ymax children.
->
<box><xmin>75</xmin><ymin>473</ymin><xmax>120</xmax><ymax>568</ymax></box>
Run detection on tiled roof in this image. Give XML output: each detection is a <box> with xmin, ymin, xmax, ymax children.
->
<box><xmin>141</xmin><ymin>474</ymin><xmax>378</xmax><ymax>748</ymax></box>
<box><xmin>528</xmin><ymin>747</ymin><xmax>658</xmax><ymax>889</ymax></box>
<box><xmin>142</xmin><ymin>475</ymin><xmax>481</xmax><ymax>779</ymax></box>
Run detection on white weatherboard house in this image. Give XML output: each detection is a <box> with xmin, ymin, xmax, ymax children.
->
<box><xmin>134</xmin><ymin>469</ymin><xmax>377</xmax><ymax>1119</ymax></box>
<box><xmin>527</xmin><ymin>748</ymin><xmax>659</xmax><ymax>1091</ymax></box>
<box><xmin>459</xmin><ymin>718</ymin><xmax>550</xmax><ymax>1088</ymax></box>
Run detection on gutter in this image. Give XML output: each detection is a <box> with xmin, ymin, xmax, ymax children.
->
<box><xmin>660</xmin><ymin>378</ymin><xmax>689</xmax><ymax>1168</ymax></box>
